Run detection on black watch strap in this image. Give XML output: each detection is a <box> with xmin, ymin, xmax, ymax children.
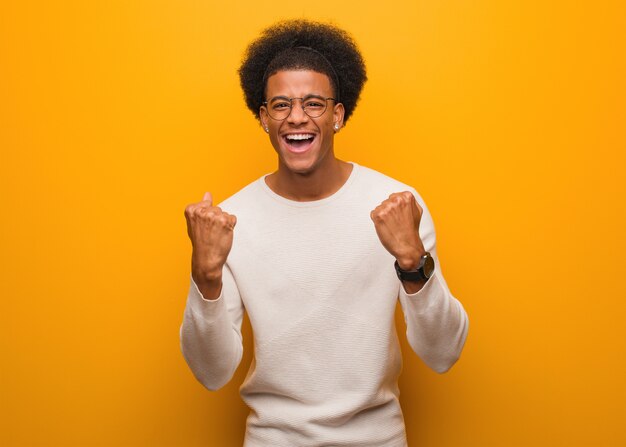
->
<box><xmin>394</xmin><ymin>252</ymin><xmax>434</xmax><ymax>282</ymax></box>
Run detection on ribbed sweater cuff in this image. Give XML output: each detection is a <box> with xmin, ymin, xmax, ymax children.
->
<box><xmin>187</xmin><ymin>274</ymin><xmax>227</xmax><ymax>323</ymax></box>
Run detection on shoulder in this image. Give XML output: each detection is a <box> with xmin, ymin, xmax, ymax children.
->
<box><xmin>356</xmin><ymin>164</ymin><xmax>412</xmax><ymax>190</ymax></box>
<box><xmin>353</xmin><ymin>163</ymin><xmax>427</xmax><ymax>208</ymax></box>
<box><xmin>215</xmin><ymin>176</ymin><xmax>265</xmax><ymax>215</ymax></box>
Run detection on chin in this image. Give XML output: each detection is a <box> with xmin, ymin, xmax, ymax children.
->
<box><xmin>280</xmin><ymin>157</ymin><xmax>319</xmax><ymax>175</ymax></box>
<box><xmin>277</xmin><ymin>148</ymin><xmax>325</xmax><ymax>177</ymax></box>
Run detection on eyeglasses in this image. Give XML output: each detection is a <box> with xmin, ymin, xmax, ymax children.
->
<box><xmin>263</xmin><ymin>95</ymin><xmax>337</xmax><ymax>121</ymax></box>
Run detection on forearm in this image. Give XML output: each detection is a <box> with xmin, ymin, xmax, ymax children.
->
<box><xmin>400</xmin><ymin>278</ymin><xmax>427</xmax><ymax>294</ymax></box>
<box><xmin>191</xmin><ymin>273</ymin><xmax>222</xmax><ymax>301</ymax></box>
<box><xmin>180</xmin><ymin>276</ymin><xmax>243</xmax><ymax>390</ymax></box>
<box><xmin>401</xmin><ymin>272</ymin><xmax>469</xmax><ymax>373</ymax></box>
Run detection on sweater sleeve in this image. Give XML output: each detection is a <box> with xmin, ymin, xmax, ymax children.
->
<box><xmin>398</xmin><ymin>190</ymin><xmax>469</xmax><ymax>374</ymax></box>
<box><xmin>179</xmin><ymin>263</ymin><xmax>245</xmax><ymax>390</ymax></box>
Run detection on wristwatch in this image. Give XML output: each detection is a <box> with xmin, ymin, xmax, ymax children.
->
<box><xmin>394</xmin><ymin>252</ymin><xmax>434</xmax><ymax>282</ymax></box>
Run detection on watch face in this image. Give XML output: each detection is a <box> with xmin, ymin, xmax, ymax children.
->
<box><xmin>423</xmin><ymin>254</ymin><xmax>435</xmax><ymax>278</ymax></box>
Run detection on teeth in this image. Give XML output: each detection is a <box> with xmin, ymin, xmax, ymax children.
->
<box><xmin>285</xmin><ymin>134</ymin><xmax>314</xmax><ymax>140</ymax></box>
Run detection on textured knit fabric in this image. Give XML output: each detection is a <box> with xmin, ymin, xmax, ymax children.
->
<box><xmin>180</xmin><ymin>162</ymin><xmax>469</xmax><ymax>447</ymax></box>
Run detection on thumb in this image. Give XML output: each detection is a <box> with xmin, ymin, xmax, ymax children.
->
<box><xmin>203</xmin><ymin>192</ymin><xmax>213</xmax><ymax>205</ymax></box>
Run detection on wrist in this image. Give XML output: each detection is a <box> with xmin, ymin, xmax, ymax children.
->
<box><xmin>192</xmin><ymin>264</ymin><xmax>223</xmax><ymax>285</ymax></box>
<box><xmin>396</xmin><ymin>247</ymin><xmax>426</xmax><ymax>270</ymax></box>
<box><xmin>191</xmin><ymin>271</ymin><xmax>223</xmax><ymax>301</ymax></box>
<box><xmin>395</xmin><ymin>251</ymin><xmax>434</xmax><ymax>284</ymax></box>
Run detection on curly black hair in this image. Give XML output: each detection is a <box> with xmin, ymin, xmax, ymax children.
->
<box><xmin>238</xmin><ymin>19</ymin><xmax>367</xmax><ymax>125</ymax></box>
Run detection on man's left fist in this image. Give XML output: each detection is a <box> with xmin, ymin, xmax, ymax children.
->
<box><xmin>370</xmin><ymin>191</ymin><xmax>426</xmax><ymax>270</ymax></box>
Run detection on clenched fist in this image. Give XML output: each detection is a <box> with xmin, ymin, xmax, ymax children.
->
<box><xmin>370</xmin><ymin>191</ymin><xmax>426</xmax><ymax>271</ymax></box>
<box><xmin>184</xmin><ymin>192</ymin><xmax>237</xmax><ymax>297</ymax></box>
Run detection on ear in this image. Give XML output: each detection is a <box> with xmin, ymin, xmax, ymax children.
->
<box><xmin>259</xmin><ymin>106</ymin><xmax>270</xmax><ymax>131</ymax></box>
<box><xmin>333</xmin><ymin>102</ymin><xmax>345</xmax><ymax>130</ymax></box>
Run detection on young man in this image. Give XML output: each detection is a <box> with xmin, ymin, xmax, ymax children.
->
<box><xmin>181</xmin><ymin>20</ymin><xmax>468</xmax><ymax>447</ymax></box>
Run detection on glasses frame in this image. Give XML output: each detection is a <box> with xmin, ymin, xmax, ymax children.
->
<box><xmin>262</xmin><ymin>95</ymin><xmax>337</xmax><ymax>121</ymax></box>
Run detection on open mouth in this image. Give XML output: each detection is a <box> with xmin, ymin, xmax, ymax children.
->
<box><xmin>283</xmin><ymin>133</ymin><xmax>316</xmax><ymax>153</ymax></box>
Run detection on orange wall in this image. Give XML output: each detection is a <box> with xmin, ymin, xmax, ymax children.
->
<box><xmin>1</xmin><ymin>1</ymin><xmax>625</xmax><ymax>446</ymax></box>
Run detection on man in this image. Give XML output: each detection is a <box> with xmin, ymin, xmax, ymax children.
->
<box><xmin>181</xmin><ymin>19</ymin><xmax>468</xmax><ymax>447</ymax></box>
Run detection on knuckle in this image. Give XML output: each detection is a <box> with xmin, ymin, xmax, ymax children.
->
<box><xmin>199</xmin><ymin>208</ymin><xmax>216</xmax><ymax>221</ymax></box>
<box><xmin>197</xmin><ymin>206</ymin><xmax>209</xmax><ymax>216</ymax></box>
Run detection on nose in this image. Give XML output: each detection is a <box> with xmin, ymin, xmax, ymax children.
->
<box><xmin>286</xmin><ymin>98</ymin><xmax>309</xmax><ymax>125</ymax></box>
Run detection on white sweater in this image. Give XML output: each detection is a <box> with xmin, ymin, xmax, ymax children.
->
<box><xmin>180</xmin><ymin>163</ymin><xmax>469</xmax><ymax>446</ymax></box>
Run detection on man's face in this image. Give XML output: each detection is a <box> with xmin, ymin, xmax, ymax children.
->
<box><xmin>260</xmin><ymin>70</ymin><xmax>344</xmax><ymax>176</ymax></box>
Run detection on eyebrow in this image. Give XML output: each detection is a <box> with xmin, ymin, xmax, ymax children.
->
<box><xmin>267</xmin><ymin>94</ymin><xmax>326</xmax><ymax>102</ymax></box>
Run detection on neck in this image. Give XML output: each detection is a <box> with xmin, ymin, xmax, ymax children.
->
<box><xmin>267</xmin><ymin>156</ymin><xmax>353</xmax><ymax>202</ymax></box>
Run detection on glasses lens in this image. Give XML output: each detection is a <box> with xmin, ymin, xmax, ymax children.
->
<box><xmin>266</xmin><ymin>97</ymin><xmax>331</xmax><ymax>120</ymax></box>
<box><xmin>267</xmin><ymin>98</ymin><xmax>292</xmax><ymax>120</ymax></box>
<box><xmin>302</xmin><ymin>97</ymin><xmax>327</xmax><ymax>118</ymax></box>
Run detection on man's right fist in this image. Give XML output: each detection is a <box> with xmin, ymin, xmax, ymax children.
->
<box><xmin>184</xmin><ymin>192</ymin><xmax>237</xmax><ymax>285</ymax></box>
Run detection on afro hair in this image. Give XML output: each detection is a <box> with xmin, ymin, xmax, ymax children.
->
<box><xmin>238</xmin><ymin>19</ymin><xmax>367</xmax><ymax>125</ymax></box>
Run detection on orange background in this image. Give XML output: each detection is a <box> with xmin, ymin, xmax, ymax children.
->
<box><xmin>1</xmin><ymin>1</ymin><xmax>625</xmax><ymax>446</ymax></box>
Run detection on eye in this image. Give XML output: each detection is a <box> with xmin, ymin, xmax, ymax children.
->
<box><xmin>271</xmin><ymin>101</ymin><xmax>290</xmax><ymax>110</ymax></box>
<box><xmin>303</xmin><ymin>100</ymin><xmax>324</xmax><ymax>109</ymax></box>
